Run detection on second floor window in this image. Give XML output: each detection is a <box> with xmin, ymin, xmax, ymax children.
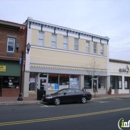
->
<box><xmin>38</xmin><ymin>32</ymin><xmax>44</xmax><ymax>46</ymax></box>
<box><xmin>51</xmin><ymin>34</ymin><xmax>56</xmax><ymax>48</ymax></box>
<box><xmin>100</xmin><ymin>44</ymin><xmax>104</xmax><ymax>55</ymax></box>
<box><xmin>86</xmin><ymin>41</ymin><xmax>90</xmax><ymax>53</ymax></box>
<box><xmin>63</xmin><ymin>36</ymin><xmax>68</xmax><ymax>50</ymax></box>
<box><xmin>7</xmin><ymin>37</ymin><xmax>15</xmax><ymax>53</ymax></box>
<box><xmin>93</xmin><ymin>42</ymin><xmax>97</xmax><ymax>54</ymax></box>
<box><xmin>74</xmin><ymin>38</ymin><xmax>78</xmax><ymax>51</ymax></box>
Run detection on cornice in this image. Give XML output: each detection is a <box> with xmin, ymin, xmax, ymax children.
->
<box><xmin>27</xmin><ymin>19</ymin><xmax>109</xmax><ymax>44</ymax></box>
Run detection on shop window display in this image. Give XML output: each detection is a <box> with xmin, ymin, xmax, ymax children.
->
<box><xmin>70</xmin><ymin>75</ymin><xmax>79</xmax><ymax>89</ymax></box>
<box><xmin>2</xmin><ymin>76</ymin><xmax>19</xmax><ymax>88</ymax></box>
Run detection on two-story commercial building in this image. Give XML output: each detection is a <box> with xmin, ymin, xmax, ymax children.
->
<box><xmin>0</xmin><ymin>20</ymin><xmax>26</xmax><ymax>97</ymax></box>
<box><xmin>23</xmin><ymin>17</ymin><xmax>110</xmax><ymax>97</ymax></box>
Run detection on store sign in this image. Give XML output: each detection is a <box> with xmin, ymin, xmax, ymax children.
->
<box><xmin>119</xmin><ymin>65</ymin><xmax>130</xmax><ymax>73</ymax></box>
<box><xmin>0</xmin><ymin>66</ymin><xmax>6</xmax><ymax>72</ymax></box>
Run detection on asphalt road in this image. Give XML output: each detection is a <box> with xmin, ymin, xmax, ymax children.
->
<box><xmin>0</xmin><ymin>97</ymin><xmax>130</xmax><ymax>130</ymax></box>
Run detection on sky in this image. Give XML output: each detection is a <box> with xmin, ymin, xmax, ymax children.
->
<box><xmin>1</xmin><ymin>0</ymin><xmax>130</xmax><ymax>61</ymax></box>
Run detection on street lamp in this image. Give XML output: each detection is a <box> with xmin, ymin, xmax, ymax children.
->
<box><xmin>16</xmin><ymin>42</ymin><xmax>31</xmax><ymax>101</ymax></box>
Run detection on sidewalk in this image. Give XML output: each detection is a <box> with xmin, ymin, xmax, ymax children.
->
<box><xmin>0</xmin><ymin>94</ymin><xmax>130</xmax><ymax>105</ymax></box>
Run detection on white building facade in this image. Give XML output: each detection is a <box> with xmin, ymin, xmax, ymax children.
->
<box><xmin>23</xmin><ymin>17</ymin><xmax>110</xmax><ymax>97</ymax></box>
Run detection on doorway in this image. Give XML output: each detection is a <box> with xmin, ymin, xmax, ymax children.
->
<box><xmin>39</xmin><ymin>78</ymin><xmax>47</xmax><ymax>91</ymax></box>
<box><xmin>92</xmin><ymin>78</ymin><xmax>98</xmax><ymax>93</ymax></box>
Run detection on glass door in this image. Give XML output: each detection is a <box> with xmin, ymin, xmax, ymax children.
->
<box><xmin>39</xmin><ymin>78</ymin><xmax>47</xmax><ymax>90</ymax></box>
<box><xmin>92</xmin><ymin>78</ymin><xmax>98</xmax><ymax>93</ymax></box>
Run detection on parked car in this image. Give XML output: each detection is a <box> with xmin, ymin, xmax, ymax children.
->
<box><xmin>42</xmin><ymin>88</ymin><xmax>92</xmax><ymax>105</ymax></box>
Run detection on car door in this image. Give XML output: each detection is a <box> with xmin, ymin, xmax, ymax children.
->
<box><xmin>75</xmin><ymin>89</ymin><xmax>84</xmax><ymax>102</ymax></box>
<box><xmin>64</xmin><ymin>89</ymin><xmax>76</xmax><ymax>103</ymax></box>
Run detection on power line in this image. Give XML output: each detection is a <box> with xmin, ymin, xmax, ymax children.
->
<box><xmin>109</xmin><ymin>42</ymin><xmax>130</xmax><ymax>52</ymax></box>
<box><xmin>111</xmin><ymin>50</ymin><xmax>130</xmax><ymax>53</ymax></box>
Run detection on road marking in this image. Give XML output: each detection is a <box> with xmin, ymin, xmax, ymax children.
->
<box><xmin>97</xmin><ymin>101</ymin><xmax>109</xmax><ymax>103</ymax></box>
<box><xmin>40</xmin><ymin>105</ymin><xmax>55</xmax><ymax>107</ymax></box>
<box><xmin>0</xmin><ymin>107</ymin><xmax>130</xmax><ymax>127</ymax></box>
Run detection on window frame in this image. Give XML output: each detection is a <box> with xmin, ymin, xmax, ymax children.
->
<box><xmin>7</xmin><ymin>37</ymin><xmax>15</xmax><ymax>53</ymax></box>
<box><xmin>86</xmin><ymin>41</ymin><xmax>90</xmax><ymax>53</ymax></box>
<box><xmin>74</xmin><ymin>38</ymin><xmax>78</xmax><ymax>51</ymax></box>
<box><xmin>63</xmin><ymin>36</ymin><xmax>68</xmax><ymax>50</ymax></box>
<box><xmin>51</xmin><ymin>34</ymin><xmax>57</xmax><ymax>48</ymax></box>
<box><xmin>93</xmin><ymin>42</ymin><xmax>97</xmax><ymax>54</ymax></box>
<box><xmin>100</xmin><ymin>43</ymin><xmax>104</xmax><ymax>55</ymax></box>
<box><xmin>38</xmin><ymin>31</ymin><xmax>44</xmax><ymax>46</ymax></box>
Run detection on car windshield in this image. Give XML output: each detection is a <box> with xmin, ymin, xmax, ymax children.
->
<box><xmin>56</xmin><ymin>89</ymin><xmax>67</xmax><ymax>94</ymax></box>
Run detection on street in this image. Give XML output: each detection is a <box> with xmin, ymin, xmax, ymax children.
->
<box><xmin>0</xmin><ymin>97</ymin><xmax>130</xmax><ymax>130</ymax></box>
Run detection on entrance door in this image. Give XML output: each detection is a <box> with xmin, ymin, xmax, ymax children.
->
<box><xmin>92</xmin><ymin>78</ymin><xmax>98</xmax><ymax>93</ymax></box>
<box><xmin>39</xmin><ymin>78</ymin><xmax>47</xmax><ymax>91</ymax></box>
<box><xmin>0</xmin><ymin>77</ymin><xmax>2</xmax><ymax>96</ymax></box>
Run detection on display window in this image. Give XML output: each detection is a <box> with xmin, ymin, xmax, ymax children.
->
<box><xmin>2</xmin><ymin>76</ymin><xmax>20</xmax><ymax>88</ymax></box>
<box><xmin>70</xmin><ymin>75</ymin><xmax>79</xmax><ymax>89</ymax></box>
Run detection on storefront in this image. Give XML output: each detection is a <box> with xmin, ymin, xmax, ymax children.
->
<box><xmin>109</xmin><ymin>59</ymin><xmax>130</xmax><ymax>94</ymax></box>
<box><xmin>0</xmin><ymin>60</ymin><xmax>20</xmax><ymax>97</ymax></box>
<box><xmin>29</xmin><ymin>73</ymin><xmax>80</xmax><ymax>94</ymax></box>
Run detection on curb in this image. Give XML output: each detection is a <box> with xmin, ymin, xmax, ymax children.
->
<box><xmin>0</xmin><ymin>96</ymin><xmax>130</xmax><ymax>106</ymax></box>
<box><xmin>0</xmin><ymin>101</ymin><xmax>41</xmax><ymax>106</ymax></box>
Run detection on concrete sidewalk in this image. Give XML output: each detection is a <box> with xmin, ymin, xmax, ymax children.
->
<box><xmin>0</xmin><ymin>94</ymin><xmax>130</xmax><ymax>105</ymax></box>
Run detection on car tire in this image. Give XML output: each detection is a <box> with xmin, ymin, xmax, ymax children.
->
<box><xmin>81</xmin><ymin>97</ymin><xmax>87</xmax><ymax>104</ymax></box>
<box><xmin>54</xmin><ymin>98</ymin><xmax>60</xmax><ymax>105</ymax></box>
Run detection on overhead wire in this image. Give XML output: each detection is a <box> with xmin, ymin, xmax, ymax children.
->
<box><xmin>109</xmin><ymin>42</ymin><xmax>130</xmax><ymax>52</ymax></box>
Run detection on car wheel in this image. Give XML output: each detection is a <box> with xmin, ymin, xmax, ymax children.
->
<box><xmin>81</xmin><ymin>97</ymin><xmax>87</xmax><ymax>104</ymax></box>
<box><xmin>54</xmin><ymin>98</ymin><xmax>60</xmax><ymax>105</ymax></box>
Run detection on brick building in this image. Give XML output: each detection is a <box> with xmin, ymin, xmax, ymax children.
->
<box><xmin>0</xmin><ymin>20</ymin><xmax>27</xmax><ymax>97</ymax></box>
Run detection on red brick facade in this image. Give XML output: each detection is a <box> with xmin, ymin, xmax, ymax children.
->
<box><xmin>0</xmin><ymin>20</ymin><xmax>27</xmax><ymax>97</ymax></box>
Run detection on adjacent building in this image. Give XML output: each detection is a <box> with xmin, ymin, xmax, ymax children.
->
<box><xmin>23</xmin><ymin>17</ymin><xmax>110</xmax><ymax>97</ymax></box>
<box><xmin>109</xmin><ymin>59</ymin><xmax>130</xmax><ymax>94</ymax></box>
<box><xmin>0</xmin><ymin>20</ymin><xmax>27</xmax><ymax>97</ymax></box>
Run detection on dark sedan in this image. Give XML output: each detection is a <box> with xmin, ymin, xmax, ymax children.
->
<box><xmin>42</xmin><ymin>88</ymin><xmax>92</xmax><ymax>105</ymax></box>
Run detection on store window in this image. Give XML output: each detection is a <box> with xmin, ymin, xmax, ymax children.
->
<box><xmin>48</xmin><ymin>74</ymin><xmax>58</xmax><ymax>90</ymax></box>
<box><xmin>59</xmin><ymin>75</ymin><xmax>69</xmax><ymax>89</ymax></box>
<box><xmin>110</xmin><ymin>76</ymin><xmax>122</xmax><ymax>89</ymax></box>
<box><xmin>84</xmin><ymin>76</ymin><xmax>91</xmax><ymax>89</ymax></box>
<box><xmin>29</xmin><ymin>73</ymin><xmax>36</xmax><ymax>91</ymax></box>
<box><xmin>3</xmin><ymin>76</ymin><xmax>19</xmax><ymax>88</ymax></box>
<box><xmin>98</xmin><ymin>76</ymin><xmax>106</xmax><ymax>89</ymax></box>
<box><xmin>124</xmin><ymin>77</ymin><xmax>130</xmax><ymax>89</ymax></box>
<box><xmin>70</xmin><ymin>75</ymin><xmax>79</xmax><ymax>89</ymax></box>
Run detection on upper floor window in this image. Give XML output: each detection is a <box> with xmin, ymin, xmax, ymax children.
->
<box><xmin>51</xmin><ymin>34</ymin><xmax>56</xmax><ymax>48</ymax></box>
<box><xmin>7</xmin><ymin>38</ymin><xmax>15</xmax><ymax>53</ymax></box>
<box><xmin>93</xmin><ymin>42</ymin><xmax>97</xmax><ymax>54</ymax></box>
<box><xmin>38</xmin><ymin>32</ymin><xmax>44</xmax><ymax>46</ymax></box>
<box><xmin>100</xmin><ymin>44</ymin><xmax>104</xmax><ymax>55</ymax></box>
<box><xmin>74</xmin><ymin>38</ymin><xmax>78</xmax><ymax>51</ymax></box>
<box><xmin>63</xmin><ymin>36</ymin><xmax>68</xmax><ymax>50</ymax></box>
<box><xmin>86</xmin><ymin>41</ymin><xmax>90</xmax><ymax>53</ymax></box>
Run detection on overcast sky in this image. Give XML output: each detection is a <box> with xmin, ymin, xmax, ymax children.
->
<box><xmin>1</xmin><ymin>0</ymin><xmax>130</xmax><ymax>61</ymax></box>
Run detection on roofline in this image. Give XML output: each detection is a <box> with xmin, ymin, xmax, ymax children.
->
<box><xmin>109</xmin><ymin>58</ymin><xmax>130</xmax><ymax>64</ymax></box>
<box><xmin>27</xmin><ymin>18</ymin><xmax>109</xmax><ymax>40</ymax></box>
<box><xmin>0</xmin><ymin>19</ymin><xmax>26</xmax><ymax>28</ymax></box>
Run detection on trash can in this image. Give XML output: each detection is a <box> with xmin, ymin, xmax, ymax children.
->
<box><xmin>37</xmin><ymin>89</ymin><xmax>46</xmax><ymax>100</ymax></box>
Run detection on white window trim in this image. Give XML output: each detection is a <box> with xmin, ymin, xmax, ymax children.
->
<box><xmin>93</xmin><ymin>42</ymin><xmax>97</xmax><ymax>54</ymax></box>
<box><xmin>86</xmin><ymin>41</ymin><xmax>90</xmax><ymax>53</ymax></box>
<box><xmin>74</xmin><ymin>38</ymin><xmax>78</xmax><ymax>51</ymax></box>
<box><xmin>7</xmin><ymin>37</ymin><xmax>15</xmax><ymax>53</ymax></box>
<box><xmin>100</xmin><ymin>44</ymin><xmax>104</xmax><ymax>55</ymax></box>
<box><xmin>51</xmin><ymin>34</ymin><xmax>57</xmax><ymax>48</ymax></box>
<box><xmin>38</xmin><ymin>32</ymin><xmax>44</xmax><ymax>46</ymax></box>
<box><xmin>63</xmin><ymin>36</ymin><xmax>68</xmax><ymax>50</ymax></box>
